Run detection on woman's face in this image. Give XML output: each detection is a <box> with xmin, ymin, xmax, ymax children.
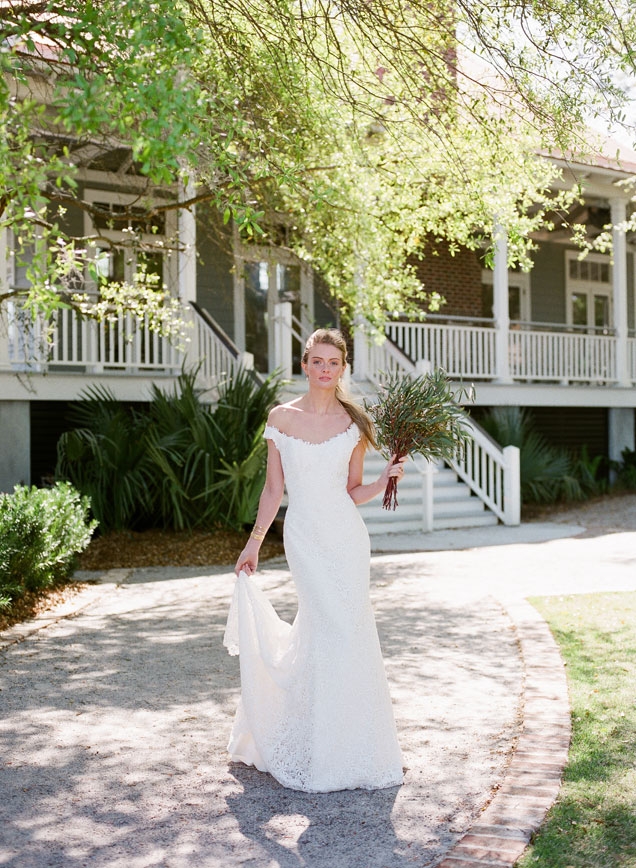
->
<box><xmin>302</xmin><ymin>343</ymin><xmax>345</xmax><ymax>388</ymax></box>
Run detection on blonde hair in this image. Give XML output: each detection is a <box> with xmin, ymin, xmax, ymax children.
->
<box><xmin>302</xmin><ymin>328</ymin><xmax>377</xmax><ymax>450</ymax></box>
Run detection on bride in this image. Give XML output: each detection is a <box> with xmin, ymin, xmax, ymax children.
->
<box><xmin>227</xmin><ymin>328</ymin><xmax>406</xmax><ymax>793</ymax></box>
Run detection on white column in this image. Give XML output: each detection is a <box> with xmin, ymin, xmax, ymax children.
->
<box><xmin>502</xmin><ymin>444</ymin><xmax>521</xmax><ymax>526</ymax></box>
<box><xmin>608</xmin><ymin>407</ymin><xmax>635</xmax><ymax>482</ymax></box>
<box><xmin>273</xmin><ymin>301</ymin><xmax>293</xmax><ymax>379</ymax></box>
<box><xmin>493</xmin><ymin>222</ymin><xmax>511</xmax><ymax>383</ymax></box>
<box><xmin>0</xmin><ymin>402</ymin><xmax>31</xmax><ymax>490</ymax></box>
<box><xmin>421</xmin><ymin>458</ymin><xmax>434</xmax><ymax>533</ymax></box>
<box><xmin>178</xmin><ymin>182</ymin><xmax>197</xmax><ymax>303</ymax></box>
<box><xmin>237</xmin><ymin>351</ymin><xmax>254</xmax><ymax>371</ymax></box>
<box><xmin>0</xmin><ymin>225</ymin><xmax>7</xmax><ymax>292</ymax></box>
<box><xmin>611</xmin><ymin>196</ymin><xmax>629</xmax><ymax>386</ymax></box>
<box><xmin>300</xmin><ymin>263</ymin><xmax>314</xmax><ymax>335</ymax></box>
<box><xmin>352</xmin><ymin>318</ymin><xmax>369</xmax><ymax>381</ymax></box>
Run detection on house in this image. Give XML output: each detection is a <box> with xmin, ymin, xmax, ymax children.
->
<box><xmin>2</xmin><ymin>34</ymin><xmax>635</xmax><ymax>532</ymax></box>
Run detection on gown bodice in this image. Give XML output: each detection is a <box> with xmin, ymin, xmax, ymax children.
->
<box><xmin>263</xmin><ymin>422</ymin><xmax>360</xmax><ymax>509</ymax></box>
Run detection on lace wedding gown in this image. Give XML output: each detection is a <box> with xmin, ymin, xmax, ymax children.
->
<box><xmin>224</xmin><ymin>423</ymin><xmax>403</xmax><ymax>793</ymax></box>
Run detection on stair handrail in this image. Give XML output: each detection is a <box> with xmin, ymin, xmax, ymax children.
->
<box><xmin>449</xmin><ymin>417</ymin><xmax>520</xmax><ymax>525</ymax></box>
<box><xmin>353</xmin><ymin>320</ymin><xmax>416</xmax><ymax>383</ymax></box>
<box><xmin>188</xmin><ymin>302</ymin><xmax>259</xmax><ymax>386</ymax></box>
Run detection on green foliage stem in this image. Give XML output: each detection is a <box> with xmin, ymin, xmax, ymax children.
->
<box><xmin>365</xmin><ymin>369</ymin><xmax>470</xmax><ymax>509</ymax></box>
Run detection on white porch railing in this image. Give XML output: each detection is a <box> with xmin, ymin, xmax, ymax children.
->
<box><xmin>628</xmin><ymin>335</ymin><xmax>636</xmax><ymax>382</ymax></box>
<box><xmin>1</xmin><ymin>300</ymin><xmax>254</xmax><ymax>387</ymax></box>
<box><xmin>354</xmin><ymin>321</ymin><xmax>521</xmax><ymax>526</ymax></box>
<box><xmin>386</xmin><ymin>317</ymin><xmax>496</xmax><ymax>379</ymax></box>
<box><xmin>383</xmin><ymin>315</ymin><xmax>631</xmax><ymax>385</ymax></box>
<box><xmin>509</xmin><ymin>327</ymin><xmax>616</xmax><ymax>382</ymax></box>
<box><xmin>4</xmin><ymin>300</ymin><xmax>183</xmax><ymax>373</ymax></box>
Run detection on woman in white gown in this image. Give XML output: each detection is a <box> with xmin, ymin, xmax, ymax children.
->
<box><xmin>227</xmin><ymin>328</ymin><xmax>405</xmax><ymax>793</ymax></box>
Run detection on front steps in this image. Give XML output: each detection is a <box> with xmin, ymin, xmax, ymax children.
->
<box><xmin>359</xmin><ymin>450</ymin><xmax>499</xmax><ymax>535</ymax></box>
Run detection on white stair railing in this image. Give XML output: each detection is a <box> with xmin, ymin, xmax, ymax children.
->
<box><xmin>451</xmin><ymin>419</ymin><xmax>520</xmax><ymax>525</ymax></box>
<box><xmin>353</xmin><ymin>320</ymin><xmax>521</xmax><ymax>526</ymax></box>
<box><xmin>188</xmin><ymin>303</ymin><xmax>255</xmax><ymax>387</ymax></box>
<box><xmin>353</xmin><ymin>322</ymin><xmax>416</xmax><ymax>383</ymax></box>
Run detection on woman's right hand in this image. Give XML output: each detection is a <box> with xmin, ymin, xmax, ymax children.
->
<box><xmin>234</xmin><ymin>538</ymin><xmax>260</xmax><ymax>577</ymax></box>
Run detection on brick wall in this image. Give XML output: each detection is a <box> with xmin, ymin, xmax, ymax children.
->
<box><xmin>410</xmin><ymin>239</ymin><xmax>484</xmax><ymax>317</ymax></box>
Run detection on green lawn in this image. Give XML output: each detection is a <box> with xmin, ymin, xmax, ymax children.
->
<box><xmin>516</xmin><ymin>592</ymin><xmax>636</xmax><ymax>868</ymax></box>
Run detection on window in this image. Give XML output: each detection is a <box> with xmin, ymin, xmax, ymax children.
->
<box><xmin>234</xmin><ymin>225</ymin><xmax>313</xmax><ymax>375</ymax></box>
<box><xmin>481</xmin><ymin>269</ymin><xmax>530</xmax><ymax>322</ymax></box>
<box><xmin>566</xmin><ymin>251</ymin><xmax>611</xmax><ymax>331</ymax></box>
<box><xmin>83</xmin><ymin>190</ymin><xmax>175</xmax><ymax>297</ymax></box>
<box><xmin>241</xmin><ymin>258</ymin><xmax>304</xmax><ymax>373</ymax></box>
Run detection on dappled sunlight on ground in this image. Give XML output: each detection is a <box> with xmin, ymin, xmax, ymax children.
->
<box><xmin>1</xmin><ymin>561</ymin><xmax>521</xmax><ymax>868</ymax></box>
<box><xmin>4</xmin><ymin>516</ymin><xmax>636</xmax><ymax>867</ymax></box>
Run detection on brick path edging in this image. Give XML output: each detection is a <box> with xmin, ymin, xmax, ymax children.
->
<box><xmin>436</xmin><ymin>598</ymin><xmax>571</xmax><ymax>868</ymax></box>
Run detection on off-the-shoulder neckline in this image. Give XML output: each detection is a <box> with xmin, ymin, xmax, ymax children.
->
<box><xmin>265</xmin><ymin>422</ymin><xmax>357</xmax><ymax>447</ymax></box>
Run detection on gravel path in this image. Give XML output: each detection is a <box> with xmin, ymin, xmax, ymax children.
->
<box><xmin>2</xmin><ymin>497</ymin><xmax>636</xmax><ymax>868</ymax></box>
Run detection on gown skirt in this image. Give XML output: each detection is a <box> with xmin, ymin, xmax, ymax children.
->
<box><xmin>224</xmin><ymin>423</ymin><xmax>403</xmax><ymax>793</ymax></box>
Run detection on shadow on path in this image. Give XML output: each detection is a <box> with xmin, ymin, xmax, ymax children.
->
<box><xmin>0</xmin><ymin>561</ymin><xmax>522</xmax><ymax>867</ymax></box>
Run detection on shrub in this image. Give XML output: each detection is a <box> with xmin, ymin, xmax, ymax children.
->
<box><xmin>572</xmin><ymin>444</ymin><xmax>609</xmax><ymax>497</ymax></box>
<box><xmin>0</xmin><ymin>482</ymin><xmax>97</xmax><ymax>608</ymax></box>
<box><xmin>610</xmin><ymin>447</ymin><xmax>636</xmax><ymax>490</ymax></box>
<box><xmin>56</xmin><ymin>386</ymin><xmax>154</xmax><ymax>531</ymax></box>
<box><xmin>479</xmin><ymin>406</ymin><xmax>586</xmax><ymax>504</ymax></box>
<box><xmin>205</xmin><ymin>368</ymin><xmax>282</xmax><ymax>528</ymax></box>
<box><xmin>56</xmin><ymin>367</ymin><xmax>282</xmax><ymax>532</ymax></box>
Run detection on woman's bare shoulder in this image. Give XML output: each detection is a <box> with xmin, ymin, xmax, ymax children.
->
<box><xmin>267</xmin><ymin>401</ymin><xmax>302</xmax><ymax>432</ymax></box>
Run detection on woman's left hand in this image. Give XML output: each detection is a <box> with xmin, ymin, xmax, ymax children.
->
<box><xmin>382</xmin><ymin>454</ymin><xmax>408</xmax><ymax>484</ymax></box>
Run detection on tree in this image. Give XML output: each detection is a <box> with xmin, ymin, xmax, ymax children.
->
<box><xmin>1</xmin><ymin>0</ymin><xmax>635</xmax><ymax>330</ymax></box>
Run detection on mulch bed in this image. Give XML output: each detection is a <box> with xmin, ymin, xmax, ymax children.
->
<box><xmin>76</xmin><ymin>527</ymin><xmax>285</xmax><ymax>570</ymax></box>
<box><xmin>0</xmin><ymin>582</ymin><xmax>87</xmax><ymax>633</ymax></box>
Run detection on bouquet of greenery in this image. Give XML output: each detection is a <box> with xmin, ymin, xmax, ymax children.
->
<box><xmin>365</xmin><ymin>370</ymin><xmax>471</xmax><ymax>510</ymax></box>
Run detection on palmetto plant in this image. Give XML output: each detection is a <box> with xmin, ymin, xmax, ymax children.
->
<box><xmin>207</xmin><ymin>368</ymin><xmax>282</xmax><ymax>528</ymax></box>
<box><xmin>56</xmin><ymin>368</ymin><xmax>282</xmax><ymax>532</ymax></box>
<box><xmin>56</xmin><ymin>386</ymin><xmax>154</xmax><ymax>530</ymax></box>
<box><xmin>479</xmin><ymin>406</ymin><xmax>585</xmax><ymax>504</ymax></box>
<box><xmin>142</xmin><ymin>371</ymin><xmax>225</xmax><ymax>530</ymax></box>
